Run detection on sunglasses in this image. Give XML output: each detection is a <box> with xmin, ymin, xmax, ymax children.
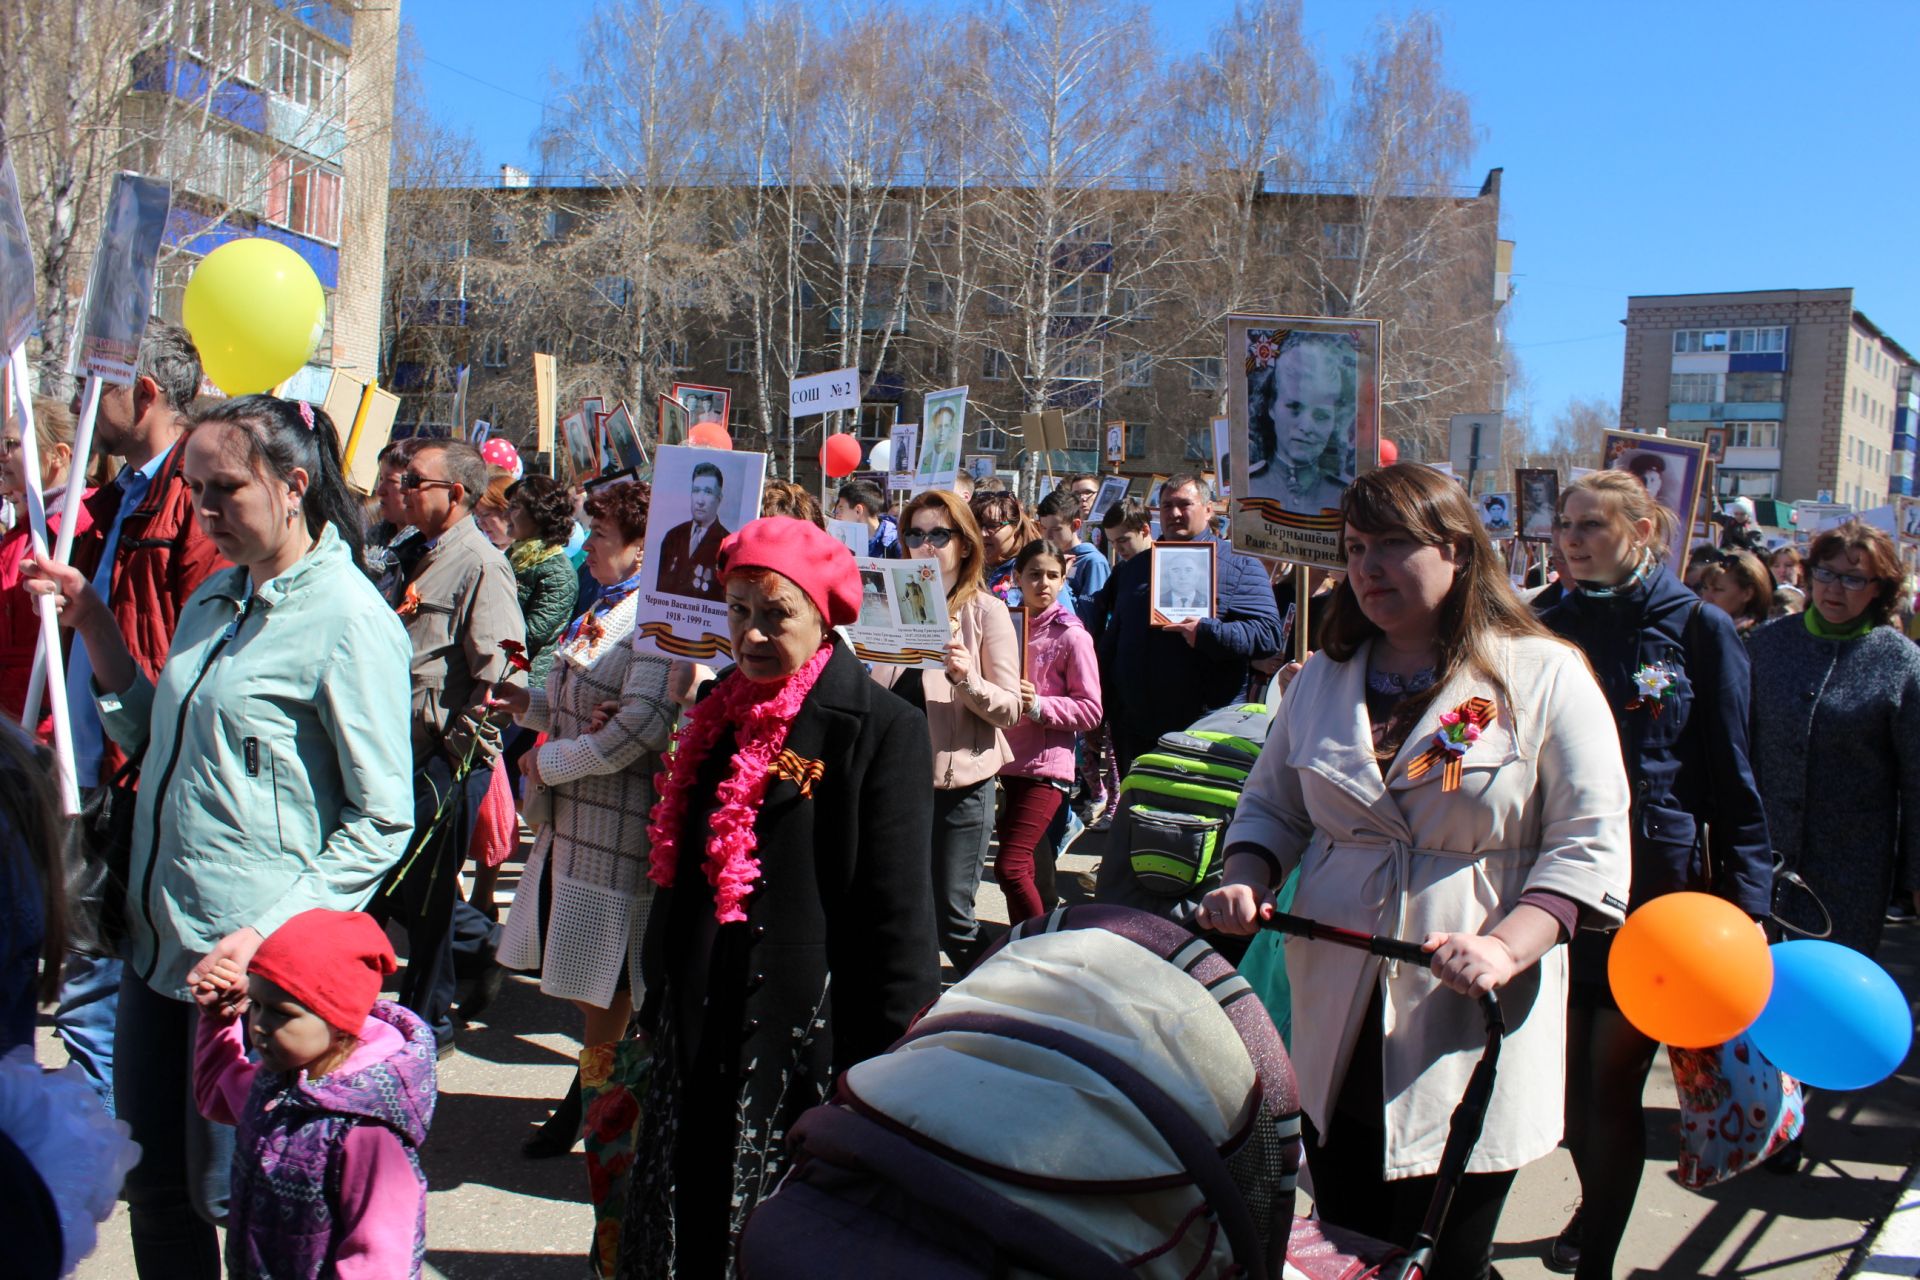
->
<box><xmin>978</xmin><ymin>519</ymin><xmax>1015</xmax><ymax>532</ymax></box>
<box><xmin>1809</xmin><ymin>565</ymin><xmax>1875</xmax><ymax>592</ymax></box>
<box><xmin>400</xmin><ymin>472</ymin><xmax>460</xmax><ymax>492</ymax></box>
<box><xmin>903</xmin><ymin>527</ymin><xmax>957</xmax><ymax>549</ymax></box>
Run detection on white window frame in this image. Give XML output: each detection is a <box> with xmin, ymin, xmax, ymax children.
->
<box><xmin>480</xmin><ymin>333</ymin><xmax>509</xmax><ymax>369</ymax></box>
<box><xmin>664</xmin><ymin>339</ymin><xmax>690</xmax><ymax>371</ymax></box>
<box><xmin>1189</xmin><ymin>357</ymin><xmax>1223</xmax><ymax>393</ymax></box>
<box><xmin>1726</xmin><ymin>421</ymin><xmax>1778</xmax><ymax>449</ymax></box>
<box><xmin>725</xmin><ymin>339</ymin><xmax>752</xmax><ymax>374</ymax></box>
<box><xmin>1322</xmin><ymin>222</ymin><xmax>1362</xmax><ymax>260</ymax></box>
<box><xmin>982</xmin><ymin>349</ymin><xmax>1012</xmax><ymax>382</ymax></box>
<box><xmin>1120</xmin><ymin>353</ymin><xmax>1154</xmax><ymax>388</ymax></box>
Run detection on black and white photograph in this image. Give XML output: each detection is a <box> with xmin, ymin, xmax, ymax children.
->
<box><xmin>1478</xmin><ymin>491</ymin><xmax>1515</xmax><ymax>538</ymax></box>
<box><xmin>840</xmin><ymin>557</ymin><xmax>948</xmax><ymax>669</ymax></box>
<box><xmin>657</xmin><ymin>392</ymin><xmax>689</xmax><ymax>447</ymax></box>
<box><xmin>1898</xmin><ymin>495</ymin><xmax>1920</xmax><ymax>544</ymax></box>
<box><xmin>633</xmin><ymin>444</ymin><xmax>769</xmax><ymax>662</ymax></box>
<box><xmin>0</xmin><ymin>146</ymin><xmax>36</xmax><ymax>354</ymax></box>
<box><xmin>965</xmin><ymin>453</ymin><xmax>996</xmax><ymax>484</ymax></box>
<box><xmin>858</xmin><ymin>569</ymin><xmax>893</xmax><ymax>627</ymax></box>
<box><xmin>1149</xmin><ymin>540</ymin><xmax>1216</xmax><ymax>627</ymax></box>
<box><xmin>72</xmin><ymin>172</ymin><xmax>171</xmax><ymax>385</ymax></box>
<box><xmin>889</xmin><ymin>422</ymin><xmax>919</xmax><ymax>489</ymax></box>
<box><xmin>1106</xmin><ymin>420</ymin><xmax>1125</xmax><ymax>465</ymax></box>
<box><xmin>560</xmin><ymin>409</ymin><xmax>598</xmax><ymax>483</ymax></box>
<box><xmin>1515</xmin><ymin>468</ymin><xmax>1559</xmax><ymax>541</ymax></box>
<box><xmin>892</xmin><ymin>565</ymin><xmax>935</xmax><ymax>625</ymax></box>
<box><xmin>1227</xmin><ymin>313</ymin><xmax>1381</xmax><ymax>568</ymax></box>
<box><xmin>672</xmin><ymin>381</ymin><xmax>730</xmax><ymax>428</ymax></box>
<box><xmin>1089</xmin><ymin>474</ymin><xmax>1130</xmax><ymax>523</ymax></box>
<box><xmin>602</xmin><ymin>402</ymin><xmax>647</xmax><ymax>472</ymax></box>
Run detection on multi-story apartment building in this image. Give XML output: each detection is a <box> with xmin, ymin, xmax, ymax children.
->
<box><xmin>121</xmin><ymin>0</ymin><xmax>399</xmax><ymax>395</ymax></box>
<box><xmin>386</xmin><ymin>168</ymin><xmax>1511</xmax><ymax>484</ymax></box>
<box><xmin>1620</xmin><ymin>289</ymin><xmax>1916</xmax><ymax>510</ymax></box>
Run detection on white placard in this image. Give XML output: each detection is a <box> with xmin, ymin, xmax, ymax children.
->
<box><xmin>790</xmin><ymin>367</ymin><xmax>860</xmax><ymax>419</ymax></box>
<box><xmin>632</xmin><ymin>445</ymin><xmax>769</xmax><ymax>661</ymax></box>
<box><xmin>827</xmin><ymin>519</ymin><xmax>868</xmax><ymax>555</ymax></box>
<box><xmin>888</xmin><ymin>423</ymin><xmax>919</xmax><ymax>489</ymax></box>
<box><xmin>915</xmin><ymin>386</ymin><xmax>967</xmax><ymax>492</ymax></box>
<box><xmin>838</xmin><ymin>556</ymin><xmax>949</xmax><ymax>669</ymax></box>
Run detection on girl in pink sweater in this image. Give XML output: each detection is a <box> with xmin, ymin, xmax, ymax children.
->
<box><xmin>192</xmin><ymin>910</ymin><xmax>436</xmax><ymax>1279</ymax></box>
<box><xmin>994</xmin><ymin>540</ymin><xmax>1104</xmax><ymax>922</ymax></box>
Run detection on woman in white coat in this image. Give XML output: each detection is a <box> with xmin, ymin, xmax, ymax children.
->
<box><xmin>489</xmin><ymin>479</ymin><xmax>675</xmax><ymax>1156</ymax></box>
<box><xmin>1199</xmin><ymin>464</ymin><xmax>1631</xmax><ymax>1280</ymax></box>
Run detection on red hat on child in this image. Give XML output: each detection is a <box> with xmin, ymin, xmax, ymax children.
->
<box><xmin>248</xmin><ymin>909</ymin><xmax>398</xmax><ymax>1035</ymax></box>
<box><xmin>717</xmin><ymin>516</ymin><xmax>862</xmax><ymax>628</ymax></box>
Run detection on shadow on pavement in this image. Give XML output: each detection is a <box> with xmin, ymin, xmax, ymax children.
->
<box><xmin>424</xmin><ymin>1085</ymin><xmax>587</xmax><ymax>1202</ymax></box>
<box><xmin>428</xmin><ymin>1248</ymin><xmax>589</xmax><ymax>1279</ymax></box>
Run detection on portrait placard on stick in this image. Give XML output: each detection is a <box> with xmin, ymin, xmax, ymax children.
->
<box><xmin>657</xmin><ymin>393</ymin><xmax>689</xmax><ymax>448</ymax></box>
<box><xmin>915</xmin><ymin>385</ymin><xmax>966</xmax><ymax>492</ymax></box>
<box><xmin>1090</xmin><ymin>475</ymin><xmax>1129</xmax><ymax>523</ymax></box>
<box><xmin>602</xmin><ymin>402</ymin><xmax>647</xmax><ymax>473</ymax></box>
<box><xmin>1896</xmin><ymin>495</ymin><xmax>1920</xmax><ymax>545</ymax></box>
<box><xmin>1514</xmin><ymin>468</ymin><xmax>1559</xmax><ymax>542</ymax></box>
<box><xmin>1477</xmin><ymin>491</ymin><xmax>1515</xmax><ymax>539</ymax></box>
<box><xmin>888</xmin><ymin>423</ymin><xmax>918</xmax><ymax>490</ymax></box>
<box><xmin>69</xmin><ymin>173</ymin><xmax>171</xmax><ymax>386</ymax></box>
<box><xmin>0</xmin><ymin>145</ymin><xmax>37</xmax><ymax>354</ymax></box>
<box><xmin>632</xmin><ymin>444</ymin><xmax>768</xmax><ymax>661</ymax></box>
<box><xmin>839</xmin><ymin>556</ymin><xmax>949</xmax><ymax>669</ymax></box>
<box><xmin>1105</xmin><ymin>420</ymin><xmax>1126</xmax><ymax>466</ymax></box>
<box><xmin>560</xmin><ymin>410</ymin><xmax>598</xmax><ymax>484</ymax></box>
<box><xmin>1227</xmin><ymin>314</ymin><xmax>1381</xmax><ymax>569</ymax></box>
<box><xmin>671</xmin><ymin>382</ymin><xmax>731</xmax><ymax>429</ymax></box>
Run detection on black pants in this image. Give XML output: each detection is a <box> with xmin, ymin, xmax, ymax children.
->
<box><xmin>374</xmin><ymin>755</ymin><xmax>499</xmax><ymax>1045</ymax></box>
<box><xmin>1303</xmin><ymin>1001</ymin><xmax>1516</xmax><ymax>1280</ymax></box>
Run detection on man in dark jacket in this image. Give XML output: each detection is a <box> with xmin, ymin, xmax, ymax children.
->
<box><xmin>1086</xmin><ymin>473</ymin><xmax>1282</xmax><ymax>775</ymax></box>
<box><xmin>58</xmin><ymin>321</ymin><xmax>226</xmax><ymax>1122</ymax></box>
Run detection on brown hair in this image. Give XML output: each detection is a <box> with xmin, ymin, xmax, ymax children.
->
<box><xmin>1768</xmin><ymin>544</ymin><xmax>1802</xmax><ymax>572</ymax></box>
<box><xmin>474</xmin><ymin>467</ymin><xmax>515</xmax><ymax>521</ymax></box>
<box><xmin>1807</xmin><ymin>520</ymin><xmax>1906</xmax><ymax>626</ymax></box>
<box><xmin>1559</xmin><ymin>469</ymin><xmax>1678</xmax><ymax>562</ymax></box>
<box><xmin>7</xmin><ymin>397</ymin><xmax>76</xmax><ymax>461</ymax></box>
<box><xmin>582</xmin><ymin>477</ymin><xmax>652</xmax><ymax>544</ymax></box>
<box><xmin>0</xmin><ymin>721</ymin><xmax>65</xmax><ymax>1003</ymax></box>
<box><xmin>970</xmin><ymin>490</ymin><xmax>1036</xmax><ymax>555</ymax></box>
<box><xmin>1323</xmin><ymin>464</ymin><xmax>1560</xmax><ymax>737</ymax></box>
<box><xmin>1703</xmin><ymin>549</ymin><xmax>1773</xmax><ymax>624</ymax></box>
<box><xmin>902</xmin><ymin>489</ymin><xmax>988</xmax><ymax>610</ymax></box>
<box><xmin>760</xmin><ymin>479</ymin><xmax>826</xmax><ymax>529</ymax></box>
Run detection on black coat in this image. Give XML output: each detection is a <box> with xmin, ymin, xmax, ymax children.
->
<box><xmin>627</xmin><ymin>638</ymin><xmax>938</xmax><ymax>1277</ymax></box>
<box><xmin>1540</xmin><ymin>563</ymin><xmax>1772</xmax><ymax>915</ymax></box>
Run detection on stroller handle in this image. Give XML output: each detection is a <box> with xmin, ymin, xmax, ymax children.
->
<box><xmin>1260</xmin><ymin>909</ymin><xmax>1506</xmax><ymax>1037</ymax></box>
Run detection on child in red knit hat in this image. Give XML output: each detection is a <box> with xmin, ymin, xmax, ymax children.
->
<box><xmin>191</xmin><ymin>909</ymin><xmax>438</xmax><ymax>1279</ymax></box>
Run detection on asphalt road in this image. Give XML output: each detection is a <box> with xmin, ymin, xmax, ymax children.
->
<box><xmin>52</xmin><ymin>834</ymin><xmax>1920</xmax><ymax>1278</ymax></box>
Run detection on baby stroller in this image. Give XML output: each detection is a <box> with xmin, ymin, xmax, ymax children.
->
<box><xmin>735</xmin><ymin>904</ymin><xmax>1505</xmax><ymax>1280</ymax></box>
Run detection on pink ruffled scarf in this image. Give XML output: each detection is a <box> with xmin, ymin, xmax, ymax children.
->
<box><xmin>646</xmin><ymin>642</ymin><xmax>835</xmax><ymax>922</ymax></box>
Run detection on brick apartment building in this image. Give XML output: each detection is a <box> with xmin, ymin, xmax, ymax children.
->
<box><xmin>386</xmin><ymin>169</ymin><xmax>1512</xmax><ymax>484</ymax></box>
<box><xmin>1620</xmin><ymin>288</ymin><xmax>1917</xmax><ymax>511</ymax></box>
<box><xmin>123</xmin><ymin>0</ymin><xmax>399</xmax><ymax>397</ymax></box>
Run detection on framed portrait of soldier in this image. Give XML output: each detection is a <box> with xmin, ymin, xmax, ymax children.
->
<box><xmin>633</xmin><ymin>444</ymin><xmax>768</xmax><ymax>661</ymax></box>
<box><xmin>560</xmin><ymin>410</ymin><xmax>599</xmax><ymax>484</ymax></box>
<box><xmin>888</xmin><ymin>422</ymin><xmax>919</xmax><ymax>490</ymax></box>
<box><xmin>1514</xmin><ymin>468</ymin><xmax>1559</xmax><ymax>542</ymax></box>
<box><xmin>1703</xmin><ymin>425</ymin><xmax>1729</xmax><ymax>465</ymax></box>
<box><xmin>71</xmin><ymin>172</ymin><xmax>172</xmax><ymax>386</ymax></box>
<box><xmin>1477</xmin><ymin>491</ymin><xmax>1516</xmax><ymax>539</ymax></box>
<box><xmin>1149</xmin><ymin>541</ymin><xmax>1215</xmax><ymax>627</ymax></box>
<box><xmin>657</xmin><ymin>393</ymin><xmax>689</xmax><ymax>448</ymax></box>
<box><xmin>671</xmin><ymin>381</ymin><xmax>731</xmax><ymax>429</ymax></box>
<box><xmin>1897</xmin><ymin>494</ymin><xmax>1920</xmax><ymax>545</ymax></box>
<box><xmin>915</xmin><ymin>385</ymin><xmax>967</xmax><ymax>492</ymax></box>
<box><xmin>602</xmin><ymin>402</ymin><xmax>647</xmax><ymax>473</ymax></box>
<box><xmin>1105</xmin><ymin>420</ymin><xmax>1125</xmax><ymax>466</ymax></box>
<box><xmin>1602</xmin><ymin>429</ymin><xmax>1709</xmax><ymax>569</ymax></box>
<box><xmin>965</xmin><ymin>453</ymin><xmax>996</xmax><ymax>485</ymax></box>
<box><xmin>1089</xmin><ymin>474</ymin><xmax>1129</xmax><ymax>524</ymax></box>
<box><xmin>1227</xmin><ymin>313</ymin><xmax>1381</xmax><ymax>570</ymax></box>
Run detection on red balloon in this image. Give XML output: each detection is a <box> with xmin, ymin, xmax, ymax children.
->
<box><xmin>1379</xmin><ymin>438</ymin><xmax>1400</xmax><ymax>465</ymax></box>
<box><xmin>821</xmin><ymin>432</ymin><xmax>862</xmax><ymax>478</ymax></box>
<box><xmin>689</xmin><ymin>422</ymin><xmax>732</xmax><ymax>450</ymax></box>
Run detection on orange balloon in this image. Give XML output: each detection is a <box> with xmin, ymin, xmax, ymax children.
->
<box><xmin>689</xmin><ymin>422</ymin><xmax>732</xmax><ymax>450</ymax></box>
<box><xmin>1607</xmin><ymin>891</ymin><xmax>1772</xmax><ymax>1048</ymax></box>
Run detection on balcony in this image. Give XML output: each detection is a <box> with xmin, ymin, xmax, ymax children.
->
<box><xmin>400</xmin><ymin>299</ymin><xmax>470</xmax><ymax>327</ymax></box>
<box><xmin>130</xmin><ymin>52</ymin><xmax>266</xmax><ymax>133</ymax></box>
<box><xmin>1722</xmin><ymin>446</ymin><xmax>1781</xmax><ymax>471</ymax></box>
<box><xmin>1667</xmin><ymin>401</ymin><xmax>1784</xmax><ymax>422</ymax></box>
<box><xmin>825</xmin><ymin>305</ymin><xmax>906</xmax><ymax>335</ymax></box>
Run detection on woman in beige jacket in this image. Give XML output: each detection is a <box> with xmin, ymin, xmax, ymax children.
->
<box><xmin>875</xmin><ymin>490</ymin><xmax>1022</xmax><ymax>972</ymax></box>
<box><xmin>1199</xmin><ymin>465</ymin><xmax>1631</xmax><ymax>1280</ymax></box>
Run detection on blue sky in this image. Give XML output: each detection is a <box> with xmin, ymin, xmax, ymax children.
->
<box><xmin>407</xmin><ymin>1</ymin><xmax>1920</xmax><ymax>439</ymax></box>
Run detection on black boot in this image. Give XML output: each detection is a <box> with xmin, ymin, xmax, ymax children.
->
<box><xmin>522</xmin><ymin>1071</ymin><xmax>583</xmax><ymax>1159</ymax></box>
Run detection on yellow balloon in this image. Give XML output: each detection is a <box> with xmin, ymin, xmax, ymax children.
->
<box><xmin>182</xmin><ymin>238</ymin><xmax>326</xmax><ymax>395</ymax></box>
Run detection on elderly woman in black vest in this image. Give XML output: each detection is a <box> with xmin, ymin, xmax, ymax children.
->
<box><xmin>620</xmin><ymin>517</ymin><xmax>938</xmax><ymax>1279</ymax></box>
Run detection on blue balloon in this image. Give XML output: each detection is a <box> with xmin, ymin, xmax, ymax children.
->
<box><xmin>1746</xmin><ymin>941</ymin><xmax>1912</xmax><ymax>1091</ymax></box>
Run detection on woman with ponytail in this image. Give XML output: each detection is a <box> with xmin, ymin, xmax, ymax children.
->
<box><xmin>23</xmin><ymin>395</ymin><xmax>415</xmax><ymax>1279</ymax></box>
<box><xmin>1535</xmin><ymin>470</ymin><xmax>1772</xmax><ymax>1278</ymax></box>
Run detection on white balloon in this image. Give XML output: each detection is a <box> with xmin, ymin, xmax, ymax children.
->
<box><xmin>866</xmin><ymin>439</ymin><xmax>893</xmax><ymax>473</ymax></box>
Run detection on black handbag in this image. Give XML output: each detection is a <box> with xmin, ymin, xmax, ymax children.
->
<box><xmin>63</xmin><ymin>750</ymin><xmax>143</xmax><ymax>958</ymax></box>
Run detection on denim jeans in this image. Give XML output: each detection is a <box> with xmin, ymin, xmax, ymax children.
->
<box><xmin>117</xmin><ymin>972</ymin><xmax>233</xmax><ymax>1279</ymax></box>
<box><xmin>931</xmin><ymin>779</ymin><xmax>996</xmax><ymax>972</ymax></box>
<box><xmin>55</xmin><ymin>951</ymin><xmax>124</xmax><ymax>1115</ymax></box>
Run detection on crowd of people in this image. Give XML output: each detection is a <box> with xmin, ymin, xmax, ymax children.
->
<box><xmin>1</xmin><ymin>319</ymin><xmax>1917</xmax><ymax>1279</ymax></box>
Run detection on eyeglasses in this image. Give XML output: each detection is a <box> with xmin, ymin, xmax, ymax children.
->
<box><xmin>1809</xmin><ymin>565</ymin><xmax>1875</xmax><ymax>592</ymax></box>
<box><xmin>978</xmin><ymin>519</ymin><xmax>1015</xmax><ymax>532</ymax></box>
<box><xmin>400</xmin><ymin>472</ymin><xmax>459</xmax><ymax>493</ymax></box>
<box><xmin>903</xmin><ymin>527</ymin><xmax>957</xmax><ymax>549</ymax></box>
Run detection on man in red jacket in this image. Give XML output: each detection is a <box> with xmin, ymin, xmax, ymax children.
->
<box><xmin>58</xmin><ymin>321</ymin><xmax>226</xmax><ymax>1132</ymax></box>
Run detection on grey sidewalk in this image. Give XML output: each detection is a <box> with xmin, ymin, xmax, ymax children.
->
<box><xmin>54</xmin><ymin>838</ymin><xmax>1920</xmax><ymax>1277</ymax></box>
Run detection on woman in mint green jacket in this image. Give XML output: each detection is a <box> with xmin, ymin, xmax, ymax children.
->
<box><xmin>26</xmin><ymin>394</ymin><xmax>412</xmax><ymax>1278</ymax></box>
